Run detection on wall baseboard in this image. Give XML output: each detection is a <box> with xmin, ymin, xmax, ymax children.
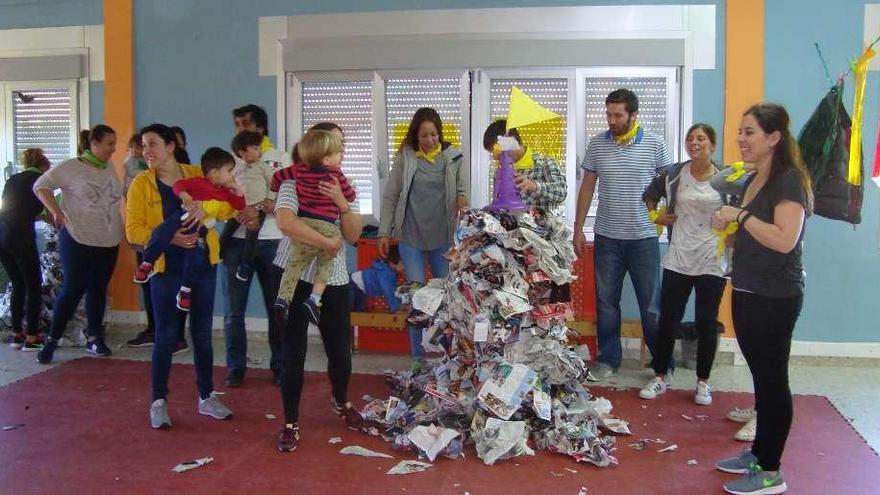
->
<box><xmin>110</xmin><ymin>311</ymin><xmax>880</xmax><ymax>360</ymax></box>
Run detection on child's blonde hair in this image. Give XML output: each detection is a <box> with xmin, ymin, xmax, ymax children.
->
<box><xmin>297</xmin><ymin>129</ymin><xmax>342</xmax><ymax>167</ymax></box>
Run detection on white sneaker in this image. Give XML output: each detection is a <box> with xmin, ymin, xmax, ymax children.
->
<box><xmin>734</xmin><ymin>416</ymin><xmax>757</xmax><ymax>442</ymax></box>
<box><xmin>639</xmin><ymin>377</ymin><xmax>667</xmax><ymax>400</ymax></box>
<box><xmin>694</xmin><ymin>381</ymin><xmax>712</xmax><ymax>406</ymax></box>
<box><xmin>726</xmin><ymin>406</ymin><xmax>756</xmax><ymax>423</ymax></box>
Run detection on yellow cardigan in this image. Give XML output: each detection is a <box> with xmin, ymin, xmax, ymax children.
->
<box><xmin>125</xmin><ymin>164</ymin><xmax>236</xmax><ymax>274</ymax></box>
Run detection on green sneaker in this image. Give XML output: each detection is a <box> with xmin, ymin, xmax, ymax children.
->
<box><xmin>723</xmin><ymin>464</ymin><xmax>787</xmax><ymax>495</ymax></box>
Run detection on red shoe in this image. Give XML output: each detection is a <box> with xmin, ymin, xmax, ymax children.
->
<box><xmin>175</xmin><ymin>287</ymin><xmax>192</xmax><ymax>312</ymax></box>
<box><xmin>133</xmin><ymin>262</ymin><xmax>154</xmax><ymax>284</ymax></box>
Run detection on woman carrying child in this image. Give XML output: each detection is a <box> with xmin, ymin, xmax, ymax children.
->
<box><xmin>126</xmin><ymin>124</ymin><xmax>237</xmax><ymax>429</ymax></box>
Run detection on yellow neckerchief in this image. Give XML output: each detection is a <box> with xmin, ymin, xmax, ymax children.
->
<box><xmin>726</xmin><ymin>161</ymin><xmax>747</xmax><ymax>183</ymax></box>
<box><xmin>613</xmin><ymin>120</ymin><xmax>640</xmax><ymax>145</ymax></box>
<box><xmin>712</xmin><ymin>221</ymin><xmax>739</xmax><ymax>260</ymax></box>
<box><xmin>647</xmin><ymin>203</ymin><xmax>667</xmax><ymax>236</ymax></box>
<box><xmin>415</xmin><ymin>143</ymin><xmax>442</xmax><ymax>164</ymax></box>
<box><xmin>512</xmin><ymin>147</ymin><xmax>535</xmax><ymax>171</ymax></box>
<box><xmin>260</xmin><ymin>135</ymin><xmax>274</xmax><ymax>153</ymax></box>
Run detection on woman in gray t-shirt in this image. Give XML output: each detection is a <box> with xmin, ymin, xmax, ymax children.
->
<box><xmin>34</xmin><ymin>124</ymin><xmax>124</xmax><ymax>363</ymax></box>
<box><xmin>711</xmin><ymin>103</ymin><xmax>812</xmax><ymax>495</ymax></box>
<box><xmin>378</xmin><ymin>108</ymin><xmax>468</xmax><ymax>364</ymax></box>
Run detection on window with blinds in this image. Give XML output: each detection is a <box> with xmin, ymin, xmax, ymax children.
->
<box><xmin>385</xmin><ymin>76</ymin><xmax>465</xmax><ymax>165</ymax></box>
<box><xmin>582</xmin><ymin>76</ymin><xmax>671</xmax><ymax>236</ymax></box>
<box><xmin>11</xmin><ymin>87</ymin><xmax>76</xmax><ymax>168</ymax></box>
<box><xmin>488</xmin><ymin>79</ymin><xmax>568</xmax><ymax>201</ymax></box>
<box><xmin>300</xmin><ymin>80</ymin><xmax>374</xmax><ymax>215</ymax></box>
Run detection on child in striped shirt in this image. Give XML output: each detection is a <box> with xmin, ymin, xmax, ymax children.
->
<box><xmin>273</xmin><ymin>129</ymin><xmax>356</xmax><ymax>324</ymax></box>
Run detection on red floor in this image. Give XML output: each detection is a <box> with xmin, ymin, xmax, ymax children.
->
<box><xmin>1</xmin><ymin>358</ymin><xmax>877</xmax><ymax>494</ymax></box>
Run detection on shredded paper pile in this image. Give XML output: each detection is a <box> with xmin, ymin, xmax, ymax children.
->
<box><xmin>359</xmin><ymin>208</ymin><xmax>630</xmax><ymax>466</ymax></box>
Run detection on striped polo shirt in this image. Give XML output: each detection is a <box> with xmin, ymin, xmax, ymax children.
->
<box><xmin>580</xmin><ymin>128</ymin><xmax>672</xmax><ymax>240</ymax></box>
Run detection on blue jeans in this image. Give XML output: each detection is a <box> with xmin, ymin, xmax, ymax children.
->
<box><xmin>150</xmin><ymin>248</ymin><xmax>217</xmax><ymax>401</ymax></box>
<box><xmin>48</xmin><ymin>228</ymin><xmax>119</xmax><ymax>341</ymax></box>
<box><xmin>222</xmin><ymin>237</ymin><xmax>282</xmax><ymax>374</ymax></box>
<box><xmin>398</xmin><ymin>242</ymin><xmax>449</xmax><ymax>360</ymax></box>
<box><xmin>142</xmin><ymin>209</ymin><xmax>206</xmax><ymax>289</ymax></box>
<box><xmin>593</xmin><ymin>234</ymin><xmax>660</xmax><ymax>369</ymax></box>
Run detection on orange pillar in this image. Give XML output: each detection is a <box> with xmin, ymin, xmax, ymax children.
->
<box><xmin>720</xmin><ymin>0</ymin><xmax>764</xmax><ymax>336</ymax></box>
<box><xmin>104</xmin><ymin>0</ymin><xmax>139</xmax><ymax>311</ymax></box>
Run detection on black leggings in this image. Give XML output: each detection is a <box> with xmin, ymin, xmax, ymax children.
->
<box><xmin>651</xmin><ymin>269</ymin><xmax>726</xmax><ymax>379</ymax></box>
<box><xmin>733</xmin><ymin>290</ymin><xmax>802</xmax><ymax>472</ymax></box>
<box><xmin>0</xmin><ymin>232</ymin><xmax>42</xmax><ymax>336</ymax></box>
<box><xmin>280</xmin><ymin>281</ymin><xmax>352</xmax><ymax>424</ymax></box>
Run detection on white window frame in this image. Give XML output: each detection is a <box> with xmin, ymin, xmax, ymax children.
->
<box><xmin>286</xmin><ymin>71</ymin><xmax>380</xmax><ymax>219</ymax></box>
<box><xmin>575</xmin><ymin>66</ymin><xmax>681</xmax><ymax>240</ymax></box>
<box><xmin>473</xmin><ymin>68</ymin><xmax>579</xmax><ymax>220</ymax></box>
<box><xmin>1</xmin><ymin>79</ymin><xmax>82</xmax><ymax>179</ymax></box>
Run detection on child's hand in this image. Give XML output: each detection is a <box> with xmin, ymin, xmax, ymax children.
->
<box><xmin>179</xmin><ymin>191</ymin><xmax>194</xmax><ymax>209</ymax></box>
<box><xmin>228</xmin><ymin>182</ymin><xmax>245</xmax><ymax>197</ymax></box>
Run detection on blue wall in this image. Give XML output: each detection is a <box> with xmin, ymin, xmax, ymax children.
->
<box><xmin>0</xmin><ymin>0</ymin><xmax>101</xmax><ymax>29</ymax></box>
<box><xmin>764</xmin><ymin>0</ymin><xmax>880</xmax><ymax>342</ymax></box>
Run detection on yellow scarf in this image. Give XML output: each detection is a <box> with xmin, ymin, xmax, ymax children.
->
<box><xmin>260</xmin><ymin>135</ymin><xmax>274</xmax><ymax>153</ymax></box>
<box><xmin>712</xmin><ymin>221</ymin><xmax>739</xmax><ymax>260</ymax></box>
<box><xmin>512</xmin><ymin>147</ymin><xmax>535</xmax><ymax>171</ymax></box>
<box><xmin>415</xmin><ymin>143</ymin><xmax>442</xmax><ymax>164</ymax></box>
<box><xmin>726</xmin><ymin>161</ymin><xmax>748</xmax><ymax>183</ymax></box>
<box><xmin>613</xmin><ymin>120</ymin><xmax>640</xmax><ymax>145</ymax></box>
<box><xmin>647</xmin><ymin>204</ymin><xmax>667</xmax><ymax>236</ymax></box>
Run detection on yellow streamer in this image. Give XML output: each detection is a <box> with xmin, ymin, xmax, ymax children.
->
<box><xmin>648</xmin><ymin>204</ymin><xmax>667</xmax><ymax>236</ymax></box>
<box><xmin>848</xmin><ymin>48</ymin><xmax>874</xmax><ymax>186</ymax></box>
<box><xmin>614</xmin><ymin>120</ymin><xmax>641</xmax><ymax>145</ymax></box>
<box><xmin>712</xmin><ymin>221</ymin><xmax>739</xmax><ymax>260</ymax></box>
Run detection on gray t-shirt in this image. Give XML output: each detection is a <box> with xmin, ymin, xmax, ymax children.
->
<box><xmin>401</xmin><ymin>157</ymin><xmax>448</xmax><ymax>250</ymax></box>
<box><xmin>33</xmin><ymin>157</ymin><xmax>123</xmax><ymax>247</ymax></box>
<box><xmin>732</xmin><ymin>169</ymin><xmax>808</xmax><ymax>297</ymax></box>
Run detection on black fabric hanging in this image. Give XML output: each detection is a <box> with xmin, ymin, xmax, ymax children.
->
<box><xmin>798</xmin><ymin>83</ymin><xmax>864</xmax><ymax>224</ymax></box>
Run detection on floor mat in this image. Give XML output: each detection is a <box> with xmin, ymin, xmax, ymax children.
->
<box><xmin>1</xmin><ymin>358</ymin><xmax>877</xmax><ymax>494</ymax></box>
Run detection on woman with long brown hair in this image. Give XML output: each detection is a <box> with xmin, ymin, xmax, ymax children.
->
<box><xmin>712</xmin><ymin>103</ymin><xmax>812</xmax><ymax>495</ymax></box>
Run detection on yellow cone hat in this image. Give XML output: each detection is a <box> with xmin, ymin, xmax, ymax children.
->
<box><xmin>505</xmin><ymin>86</ymin><xmax>561</xmax><ymax>131</ymax></box>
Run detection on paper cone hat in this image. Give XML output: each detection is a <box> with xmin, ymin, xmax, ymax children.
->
<box><xmin>506</xmin><ymin>86</ymin><xmax>561</xmax><ymax>131</ymax></box>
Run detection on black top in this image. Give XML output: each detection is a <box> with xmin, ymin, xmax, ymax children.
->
<box><xmin>732</xmin><ymin>168</ymin><xmax>809</xmax><ymax>297</ymax></box>
<box><xmin>0</xmin><ymin>169</ymin><xmax>45</xmax><ymax>234</ymax></box>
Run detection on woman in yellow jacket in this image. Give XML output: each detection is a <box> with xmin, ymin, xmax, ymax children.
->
<box><xmin>126</xmin><ymin>123</ymin><xmax>236</xmax><ymax>430</ymax></box>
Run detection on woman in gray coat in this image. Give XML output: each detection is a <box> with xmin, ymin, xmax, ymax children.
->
<box><xmin>378</xmin><ymin>107</ymin><xmax>468</xmax><ymax>365</ymax></box>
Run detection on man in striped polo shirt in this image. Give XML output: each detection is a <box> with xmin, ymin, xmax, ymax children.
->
<box><xmin>573</xmin><ymin>88</ymin><xmax>672</xmax><ymax>381</ymax></box>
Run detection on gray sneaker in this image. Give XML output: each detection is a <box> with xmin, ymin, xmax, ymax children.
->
<box><xmin>586</xmin><ymin>362</ymin><xmax>616</xmax><ymax>382</ymax></box>
<box><xmin>716</xmin><ymin>448</ymin><xmax>759</xmax><ymax>474</ymax></box>
<box><xmin>150</xmin><ymin>399</ymin><xmax>172</xmax><ymax>429</ymax></box>
<box><xmin>198</xmin><ymin>395</ymin><xmax>233</xmax><ymax>420</ymax></box>
<box><xmin>723</xmin><ymin>464</ymin><xmax>787</xmax><ymax>495</ymax></box>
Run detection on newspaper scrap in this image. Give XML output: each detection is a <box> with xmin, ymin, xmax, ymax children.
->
<box><xmin>339</xmin><ymin>445</ymin><xmax>395</xmax><ymax>459</ymax></box>
<box><xmin>681</xmin><ymin>414</ymin><xmax>693</xmax><ymax>421</ymax></box>
<box><xmin>687</xmin><ymin>459</ymin><xmax>698</xmax><ymax>466</ymax></box>
<box><xmin>473</xmin><ymin>417</ymin><xmax>534</xmax><ymax>466</ymax></box>
<box><xmin>387</xmin><ymin>460</ymin><xmax>432</xmax><ymax>475</ymax></box>
<box><xmin>2</xmin><ymin>424</ymin><xmax>24</xmax><ymax>431</ymax></box>
<box><xmin>577</xmin><ymin>487</ymin><xmax>589</xmax><ymax>495</ymax></box>
<box><xmin>328</xmin><ymin>437</ymin><xmax>342</xmax><ymax>444</ymax></box>
<box><xmin>172</xmin><ymin>457</ymin><xmax>213</xmax><ymax>473</ymax></box>
<box><xmin>407</xmin><ymin>425</ymin><xmax>461</xmax><ymax>462</ymax></box>
<box><xmin>265</xmin><ymin>414</ymin><xmax>276</xmax><ymax>420</ymax></box>
<box><xmin>658</xmin><ymin>444</ymin><xmax>679</xmax><ymax>453</ymax></box>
